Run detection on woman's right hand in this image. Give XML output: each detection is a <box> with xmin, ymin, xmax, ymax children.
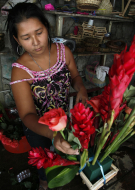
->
<box><xmin>53</xmin><ymin>132</ymin><xmax>79</xmax><ymax>155</ymax></box>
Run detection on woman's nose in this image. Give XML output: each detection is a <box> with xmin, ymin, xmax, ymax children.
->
<box><xmin>32</xmin><ymin>36</ymin><xmax>39</xmax><ymax>46</ymax></box>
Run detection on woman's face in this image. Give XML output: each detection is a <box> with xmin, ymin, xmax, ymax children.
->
<box><xmin>15</xmin><ymin>17</ymin><xmax>49</xmax><ymax>56</ymax></box>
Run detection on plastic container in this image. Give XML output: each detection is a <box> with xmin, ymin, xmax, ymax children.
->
<box><xmin>3</xmin><ymin>136</ymin><xmax>31</xmax><ymax>154</ymax></box>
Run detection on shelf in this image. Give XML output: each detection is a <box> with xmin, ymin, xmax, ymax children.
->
<box><xmin>0</xmin><ymin>47</ymin><xmax>10</xmax><ymax>55</ymax></box>
<box><xmin>73</xmin><ymin>52</ymin><xmax>116</xmax><ymax>56</ymax></box>
<box><xmin>44</xmin><ymin>10</ymin><xmax>134</xmax><ymax>22</ymax></box>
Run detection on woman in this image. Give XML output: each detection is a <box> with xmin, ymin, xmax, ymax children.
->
<box><xmin>6</xmin><ymin>3</ymin><xmax>88</xmax><ymax>190</ymax></box>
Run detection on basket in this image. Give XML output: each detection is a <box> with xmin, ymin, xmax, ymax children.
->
<box><xmin>84</xmin><ymin>37</ymin><xmax>101</xmax><ymax>44</ymax></box>
<box><xmin>0</xmin><ymin>33</ymin><xmax>5</xmax><ymax>51</ymax></box>
<box><xmin>93</xmin><ymin>35</ymin><xmax>103</xmax><ymax>44</ymax></box>
<box><xmin>96</xmin><ymin>0</ymin><xmax>113</xmax><ymax>15</ymax></box>
<box><xmin>82</xmin><ymin>22</ymin><xmax>95</xmax><ymax>38</ymax></box>
<box><xmin>68</xmin><ymin>34</ymin><xmax>83</xmax><ymax>44</ymax></box>
<box><xmin>76</xmin><ymin>0</ymin><xmax>102</xmax><ymax>11</ymax></box>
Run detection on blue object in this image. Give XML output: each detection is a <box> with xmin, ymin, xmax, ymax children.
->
<box><xmin>71</xmin><ymin>17</ymin><xmax>79</xmax><ymax>23</ymax></box>
<box><xmin>52</xmin><ymin>138</ymin><xmax>54</xmax><ymax>145</ymax></box>
<box><xmin>79</xmin><ymin>156</ymin><xmax>106</xmax><ymax>184</ymax></box>
<box><xmin>51</xmin><ymin>37</ymin><xmax>68</xmax><ymax>43</ymax></box>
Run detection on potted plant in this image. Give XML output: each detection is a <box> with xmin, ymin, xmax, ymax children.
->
<box><xmin>0</xmin><ymin>103</ymin><xmax>31</xmax><ymax>153</ymax></box>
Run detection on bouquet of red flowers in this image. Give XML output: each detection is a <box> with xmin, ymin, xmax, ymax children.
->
<box><xmin>28</xmin><ymin>36</ymin><xmax>135</xmax><ymax>189</ymax></box>
<box><xmin>28</xmin><ymin>104</ymin><xmax>96</xmax><ymax>188</ymax></box>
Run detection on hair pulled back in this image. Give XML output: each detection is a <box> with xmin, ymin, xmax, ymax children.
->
<box><xmin>6</xmin><ymin>3</ymin><xmax>51</xmax><ymax>55</ymax></box>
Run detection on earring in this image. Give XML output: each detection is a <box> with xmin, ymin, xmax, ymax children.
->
<box><xmin>17</xmin><ymin>45</ymin><xmax>24</xmax><ymax>56</ymax></box>
<box><xmin>48</xmin><ymin>36</ymin><xmax>51</xmax><ymax>48</ymax></box>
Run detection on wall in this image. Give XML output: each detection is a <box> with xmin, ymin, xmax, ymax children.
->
<box><xmin>0</xmin><ymin>0</ymin><xmax>135</xmax><ymax>107</ymax></box>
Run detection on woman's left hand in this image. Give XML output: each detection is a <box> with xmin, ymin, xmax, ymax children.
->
<box><xmin>75</xmin><ymin>86</ymin><xmax>88</xmax><ymax>107</ymax></box>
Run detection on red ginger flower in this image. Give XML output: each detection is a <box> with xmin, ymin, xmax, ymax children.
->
<box><xmin>87</xmin><ymin>36</ymin><xmax>135</xmax><ymax>122</ymax></box>
<box><xmin>38</xmin><ymin>108</ymin><xmax>67</xmax><ymax>131</ymax></box>
<box><xmin>70</xmin><ymin>103</ymin><xmax>95</xmax><ymax>150</ymax></box>
<box><xmin>28</xmin><ymin>147</ymin><xmax>78</xmax><ymax>169</ymax></box>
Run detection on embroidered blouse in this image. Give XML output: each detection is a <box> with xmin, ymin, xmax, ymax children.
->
<box><xmin>10</xmin><ymin>43</ymin><xmax>71</xmax><ymax>116</ymax></box>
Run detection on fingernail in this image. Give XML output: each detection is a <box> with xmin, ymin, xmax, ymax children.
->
<box><xmin>75</xmin><ymin>150</ymin><xmax>79</xmax><ymax>155</ymax></box>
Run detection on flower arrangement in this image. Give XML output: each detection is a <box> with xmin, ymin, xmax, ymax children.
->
<box><xmin>0</xmin><ymin>103</ymin><xmax>24</xmax><ymax>148</ymax></box>
<box><xmin>28</xmin><ymin>36</ymin><xmax>135</xmax><ymax>189</ymax></box>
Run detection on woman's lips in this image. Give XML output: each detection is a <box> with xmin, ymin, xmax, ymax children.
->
<box><xmin>35</xmin><ymin>47</ymin><xmax>42</xmax><ymax>52</ymax></box>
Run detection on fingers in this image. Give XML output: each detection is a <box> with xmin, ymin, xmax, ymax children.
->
<box><xmin>61</xmin><ymin>146</ymin><xmax>79</xmax><ymax>155</ymax></box>
<box><xmin>54</xmin><ymin>135</ymin><xmax>79</xmax><ymax>155</ymax></box>
<box><xmin>61</xmin><ymin>139</ymin><xmax>79</xmax><ymax>155</ymax></box>
<box><xmin>81</xmin><ymin>97</ymin><xmax>88</xmax><ymax>108</ymax></box>
<box><xmin>75</xmin><ymin>95</ymin><xmax>80</xmax><ymax>105</ymax></box>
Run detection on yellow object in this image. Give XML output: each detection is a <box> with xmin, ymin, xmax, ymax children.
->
<box><xmin>97</xmin><ymin>0</ymin><xmax>113</xmax><ymax>15</ymax></box>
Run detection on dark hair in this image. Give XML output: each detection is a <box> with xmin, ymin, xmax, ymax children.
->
<box><xmin>6</xmin><ymin>3</ymin><xmax>51</xmax><ymax>56</ymax></box>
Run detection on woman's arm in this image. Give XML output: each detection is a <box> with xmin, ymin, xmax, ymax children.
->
<box><xmin>11</xmin><ymin>67</ymin><xmax>54</xmax><ymax>139</ymax></box>
<box><xmin>65</xmin><ymin>46</ymin><xmax>88</xmax><ymax>105</ymax></box>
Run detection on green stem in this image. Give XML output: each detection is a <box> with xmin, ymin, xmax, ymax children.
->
<box><xmin>118</xmin><ymin>130</ymin><xmax>135</xmax><ymax>146</ymax></box>
<box><xmin>92</xmin><ymin>111</ymin><xmax>115</xmax><ymax>165</ymax></box>
<box><xmin>60</xmin><ymin>130</ymin><xmax>65</xmax><ymax>140</ymax></box>
<box><xmin>108</xmin><ymin>110</ymin><xmax>115</xmax><ymax>130</ymax></box>
<box><xmin>92</xmin><ymin>131</ymin><xmax>111</xmax><ymax>165</ymax></box>
<box><xmin>108</xmin><ymin>130</ymin><xmax>135</xmax><ymax>154</ymax></box>
<box><xmin>100</xmin><ymin>107</ymin><xmax>135</xmax><ymax>162</ymax></box>
<box><xmin>97</xmin><ymin>123</ymin><xmax>108</xmax><ymax>148</ymax></box>
<box><xmin>105</xmin><ymin>110</ymin><xmax>135</xmax><ymax>154</ymax></box>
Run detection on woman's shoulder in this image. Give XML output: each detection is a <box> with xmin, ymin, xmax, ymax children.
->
<box><xmin>15</xmin><ymin>52</ymin><xmax>31</xmax><ymax>66</ymax></box>
<box><xmin>11</xmin><ymin>52</ymin><xmax>32</xmax><ymax>82</ymax></box>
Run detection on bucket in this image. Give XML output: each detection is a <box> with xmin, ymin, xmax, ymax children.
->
<box><xmin>3</xmin><ymin>136</ymin><xmax>31</xmax><ymax>154</ymax></box>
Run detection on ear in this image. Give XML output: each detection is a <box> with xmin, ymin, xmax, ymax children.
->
<box><xmin>13</xmin><ymin>35</ymin><xmax>20</xmax><ymax>45</ymax></box>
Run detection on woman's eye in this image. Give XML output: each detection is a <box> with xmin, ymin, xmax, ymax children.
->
<box><xmin>24</xmin><ymin>37</ymin><xmax>29</xmax><ymax>40</ymax></box>
<box><xmin>37</xmin><ymin>32</ymin><xmax>42</xmax><ymax>35</ymax></box>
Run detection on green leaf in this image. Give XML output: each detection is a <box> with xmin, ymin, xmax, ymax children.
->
<box><xmin>45</xmin><ymin>165</ymin><xmax>79</xmax><ymax>189</ymax></box>
<box><xmin>124</xmin><ymin>85</ymin><xmax>135</xmax><ymax>101</ymax></box>
<box><xmin>80</xmin><ymin>149</ymin><xmax>88</xmax><ymax>170</ymax></box>
<box><xmin>67</xmin><ymin>131</ymin><xmax>81</xmax><ymax>149</ymax></box>
<box><xmin>73</xmin><ymin>137</ymin><xmax>81</xmax><ymax>149</ymax></box>
<box><xmin>128</xmin><ymin>99</ymin><xmax>135</xmax><ymax>109</ymax></box>
<box><xmin>54</xmin><ymin>148</ymin><xmax>66</xmax><ymax>158</ymax></box>
<box><xmin>70</xmin><ymin>143</ymin><xmax>78</xmax><ymax>150</ymax></box>
<box><xmin>1</xmin><ymin>123</ymin><xmax>7</xmax><ymax>129</ymax></box>
<box><xmin>67</xmin><ymin>132</ymin><xmax>75</xmax><ymax>142</ymax></box>
<box><xmin>23</xmin><ymin>181</ymin><xmax>32</xmax><ymax>188</ymax></box>
<box><xmin>66</xmin><ymin>155</ymin><xmax>77</xmax><ymax>161</ymax></box>
<box><xmin>116</xmin><ymin>113</ymin><xmax>124</xmax><ymax>127</ymax></box>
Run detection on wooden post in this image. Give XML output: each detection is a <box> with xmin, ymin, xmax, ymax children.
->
<box><xmin>122</xmin><ymin>0</ymin><xmax>131</xmax><ymax>17</ymax></box>
<box><xmin>122</xmin><ymin>0</ymin><xmax>124</xmax><ymax>12</ymax></box>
